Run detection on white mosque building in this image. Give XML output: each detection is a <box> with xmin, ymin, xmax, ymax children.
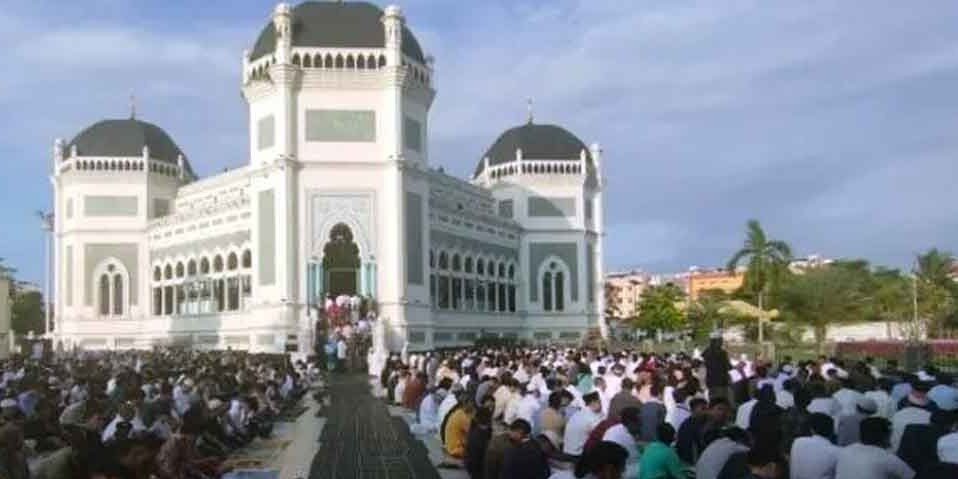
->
<box><xmin>49</xmin><ymin>1</ymin><xmax>607</xmax><ymax>353</ymax></box>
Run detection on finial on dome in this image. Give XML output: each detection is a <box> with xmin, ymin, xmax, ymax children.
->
<box><xmin>526</xmin><ymin>98</ymin><xmax>534</xmax><ymax>124</ymax></box>
<box><xmin>129</xmin><ymin>92</ymin><xmax>136</xmax><ymax>120</ymax></box>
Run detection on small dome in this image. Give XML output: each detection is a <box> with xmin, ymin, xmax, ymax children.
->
<box><xmin>475</xmin><ymin>122</ymin><xmax>591</xmax><ymax>177</ymax></box>
<box><xmin>68</xmin><ymin>118</ymin><xmax>187</xmax><ymax>165</ymax></box>
<box><xmin>250</xmin><ymin>1</ymin><xmax>425</xmax><ymax>63</ymax></box>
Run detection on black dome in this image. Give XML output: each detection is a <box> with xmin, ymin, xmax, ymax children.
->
<box><xmin>250</xmin><ymin>1</ymin><xmax>425</xmax><ymax>63</ymax></box>
<box><xmin>68</xmin><ymin>118</ymin><xmax>187</xmax><ymax>166</ymax></box>
<box><xmin>475</xmin><ymin>123</ymin><xmax>591</xmax><ymax>177</ymax></box>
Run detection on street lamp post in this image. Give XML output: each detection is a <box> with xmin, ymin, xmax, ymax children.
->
<box><xmin>37</xmin><ymin>211</ymin><xmax>54</xmax><ymax>338</ymax></box>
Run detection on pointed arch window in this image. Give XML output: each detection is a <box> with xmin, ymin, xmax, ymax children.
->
<box><xmin>96</xmin><ymin>262</ymin><xmax>128</xmax><ymax>317</ymax></box>
<box><xmin>541</xmin><ymin>260</ymin><xmax>566</xmax><ymax>312</ymax></box>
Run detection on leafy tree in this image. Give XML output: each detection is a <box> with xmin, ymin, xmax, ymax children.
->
<box><xmin>11</xmin><ymin>290</ymin><xmax>44</xmax><ymax>336</ymax></box>
<box><xmin>780</xmin><ymin>261</ymin><xmax>871</xmax><ymax>350</ymax></box>
<box><xmin>634</xmin><ymin>283</ymin><xmax>686</xmax><ymax>333</ymax></box>
<box><xmin>604</xmin><ymin>281</ymin><xmax>623</xmax><ymax>320</ymax></box>
<box><xmin>915</xmin><ymin>248</ymin><xmax>958</xmax><ymax>338</ymax></box>
<box><xmin>687</xmin><ymin>289</ymin><xmax>735</xmax><ymax>338</ymax></box>
<box><xmin>0</xmin><ymin>258</ymin><xmax>14</xmax><ymax>281</ymax></box>
<box><xmin>726</xmin><ymin>219</ymin><xmax>792</xmax><ymax>342</ymax></box>
<box><xmin>867</xmin><ymin>267</ymin><xmax>911</xmax><ymax>335</ymax></box>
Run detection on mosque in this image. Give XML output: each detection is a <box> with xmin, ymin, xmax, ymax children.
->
<box><xmin>49</xmin><ymin>1</ymin><xmax>607</xmax><ymax>353</ymax></box>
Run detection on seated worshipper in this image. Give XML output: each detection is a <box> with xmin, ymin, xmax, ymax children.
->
<box><xmin>602</xmin><ymin>407</ymin><xmax>643</xmax><ymax>477</ymax></box>
<box><xmin>563</xmin><ymin>392</ymin><xmax>604</xmax><ymax>458</ymax></box>
<box><xmin>493</xmin><ymin>376</ymin><xmax>516</xmax><ymax>421</ymax></box>
<box><xmin>735</xmin><ymin>385</ymin><xmax>758</xmax><ymax>431</ymax></box>
<box><xmin>805</xmin><ymin>381</ymin><xmax>842</xmax><ymax>426</ymax></box>
<box><xmin>465</xmin><ymin>407</ymin><xmax>494</xmax><ymax>479</ymax></box>
<box><xmin>101</xmin><ymin>402</ymin><xmax>147</xmax><ymax>443</ymax></box>
<box><xmin>694</xmin><ymin>427</ymin><xmax>750</xmax><ymax>479</ymax></box>
<box><xmin>789</xmin><ymin>413</ymin><xmax>839</xmax><ymax>479</ymax></box>
<box><xmin>933</xmin><ymin>419</ymin><xmax>958</xmax><ymax>479</ymax></box>
<box><xmin>741</xmin><ymin>447</ymin><xmax>785</xmax><ymax>479</ymax></box>
<box><xmin>22</xmin><ymin>399</ymin><xmax>65</xmax><ymax>453</ymax></box>
<box><xmin>31</xmin><ymin>424</ymin><xmax>104</xmax><ymax>479</ymax></box>
<box><xmin>414</xmin><ymin>386</ymin><xmax>447</xmax><ymax>435</ymax></box>
<box><xmin>501</xmin><ymin>419</ymin><xmax>551</xmax><ymax>479</ymax></box>
<box><xmin>667</xmin><ymin>389</ymin><xmax>693</xmax><ymax>432</ymax></box>
<box><xmin>482</xmin><ymin>426</ymin><xmax>515</xmax><ymax>479</ymax></box>
<box><xmin>896</xmin><ymin>409</ymin><xmax>955</xmax><ymax>476</ymax></box>
<box><xmin>403</xmin><ymin>371</ymin><xmax>428</xmax><ymax>410</ymax></box>
<box><xmin>746</xmin><ymin>384</ymin><xmax>783</xmax><ymax>450</ymax></box>
<box><xmin>476</xmin><ymin>376</ymin><xmax>500</xmax><ymax>409</ymax></box>
<box><xmin>548</xmin><ymin>440</ymin><xmax>629</xmax><ymax>479</ymax></box>
<box><xmin>675</xmin><ymin>397</ymin><xmax>710</xmax><ymax>464</ymax></box>
<box><xmin>437</xmin><ymin>382</ymin><xmax>462</xmax><ymax>436</ymax></box>
<box><xmin>517</xmin><ymin>383</ymin><xmax>543</xmax><ymax>432</ymax></box>
<box><xmin>0</xmin><ymin>423</ymin><xmax>29</xmax><ymax>479</ymax></box>
<box><xmin>0</xmin><ymin>397</ymin><xmax>23</xmax><ymax>423</ymax></box>
<box><xmin>442</xmin><ymin>401</ymin><xmax>476</xmax><ymax>465</ymax></box>
<box><xmin>607</xmin><ymin>378</ymin><xmax>641</xmax><ymax>422</ymax></box>
<box><xmin>832</xmin><ymin>379</ymin><xmax>866</xmax><ymax>417</ymax></box>
<box><xmin>540</xmin><ymin>392</ymin><xmax>568</xmax><ymax>446</ymax></box>
<box><xmin>394</xmin><ymin>369</ymin><xmax>410</xmax><ymax>406</ymax></box>
<box><xmin>157</xmin><ymin>405</ymin><xmax>230</xmax><ymax>479</ymax></box>
<box><xmin>928</xmin><ymin>379</ymin><xmax>958</xmax><ymax>411</ymax></box>
<box><xmin>836</xmin><ymin>396</ymin><xmax>877</xmax><ymax>446</ymax></box>
<box><xmin>897</xmin><ymin>378</ymin><xmax>938</xmax><ymax>412</ymax></box>
<box><xmin>639</xmin><ymin>382</ymin><xmax>668</xmax><ymax>442</ymax></box>
<box><xmin>891</xmin><ymin>382</ymin><xmax>935</xmax><ymax>453</ymax></box>
<box><xmin>835</xmin><ymin>417</ymin><xmax>914</xmax><ymax>479</ymax></box>
<box><xmin>638</xmin><ymin>423</ymin><xmax>687</xmax><ymax>479</ymax></box>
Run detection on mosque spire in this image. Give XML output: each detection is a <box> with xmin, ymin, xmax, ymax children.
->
<box><xmin>129</xmin><ymin>92</ymin><xmax>136</xmax><ymax>120</ymax></box>
<box><xmin>526</xmin><ymin>97</ymin><xmax>534</xmax><ymax>124</ymax></box>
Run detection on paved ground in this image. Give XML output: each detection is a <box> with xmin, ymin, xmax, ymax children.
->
<box><xmin>309</xmin><ymin>374</ymin><xmax>443</xmax><ymax>479</ymax></box>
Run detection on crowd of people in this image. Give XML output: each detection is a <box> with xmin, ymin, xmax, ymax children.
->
<box><xmin>315</xmin><ymin>293</ymin><xmax>376</xmax><ymax>373</ymax></box>
<box><xmin>0</xmin><ymin>348</ymin><xmax>315</xmax><ymax>478</ymax></box>
<box><xmin>379</xmin><ymin>334</ymin><xmax>958</xmax><ymax>479</ymax></box>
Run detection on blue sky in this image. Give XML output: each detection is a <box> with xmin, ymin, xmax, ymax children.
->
<box><xmin>2</xmin><ymin>0</ymin><xmax>958</xmax><ymax>285</ymax></box>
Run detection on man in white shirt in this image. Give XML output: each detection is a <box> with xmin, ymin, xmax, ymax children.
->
<box><xmin>735</xmin><ymin>392</ymin><xmax>758</xmax><ymax>430</ymax></box>
<box><xmin>516</xmin><ymin>384</ymin><xmax>542</xmax><ymax>430</ymax></box>
<box><xmin>695</xmin><ymin>429</ymin><xmax>750</xmax><ymax>479</ymax></box>
<box><xmin>835</xmin><ymin>417</ymin><xmax>914</xmax><ymax>479</ymax></box>
<box><xmin>865</xmin><ymin>380</ymin><xmax>895</xmax><ymax>419</ymax></box>
<box><xmin>563</xmin><ymin>392</ymin><xmax>603</xmax><ymax>457</ymax></box>
<box><xmin>833</xmin><ymin>381</ymin><xmax>865</xmax><ymax>416</ymax></box>
<box><xmin>790</xmin><ymin>413</ymin><xmax>840</xmax><ymax>479</ymax></box>
<box><xmin>602</xmin><ymin>407</ymin><xmax>642</xmax><ymax>476</ymax></box>
<box><xmin>890</xmin><ymin>402</ymin><xmax>932</xmax><ymax>453</ymax></box>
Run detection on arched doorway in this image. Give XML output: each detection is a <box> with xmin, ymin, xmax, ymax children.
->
<box><xmin>322</xmin><ymin>223</ymin><xmax>361</xmax><ymax>296</ymax></box>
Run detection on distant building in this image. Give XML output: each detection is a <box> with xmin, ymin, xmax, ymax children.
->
<box><xmin>788</xmin><ymin>254</ymin><xmax>833</xmax><ymax>273</ymax></box>
<box><xmin>604</xmin><ymin>270</ymin><xmax>653</xmax><ymax>320</ymax></box>
<box><xmin>687</xmin><ymin>268</ymin><xmax>744</xmax><ymax>300</ymax></box>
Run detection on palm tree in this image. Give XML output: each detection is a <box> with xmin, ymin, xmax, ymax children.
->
<box><xmin>726</xmin><ymin>219</ymin><xmax>792</xmax><ymax>342</ymax></box>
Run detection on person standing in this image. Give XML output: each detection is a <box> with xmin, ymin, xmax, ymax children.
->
<box><xmin>336</xmin><ymin>335</ymin><xmax>348</xmax><ymax>373</ymax></box>
<box><xmin>704</xmin><ymin>333</ymin><xmax>732</xmax><ymax>406</ymax></box>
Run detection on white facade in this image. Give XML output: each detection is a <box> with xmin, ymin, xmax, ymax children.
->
<box><xmin>50</xmin><ymin>1</ymin><xmax>606</xmax><ymax>353</ymax></box>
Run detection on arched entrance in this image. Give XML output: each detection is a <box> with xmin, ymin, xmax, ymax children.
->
<box><xmin>322</xmin><ymin>223</ymin><xmax>361</xmax><ymax>296</ymax></box>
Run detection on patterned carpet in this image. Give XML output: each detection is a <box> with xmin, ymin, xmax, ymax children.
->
<box><xmin>309</xmin><ymin>375</ymin><xmax>442</xmax><ymax>479</ymax></box>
